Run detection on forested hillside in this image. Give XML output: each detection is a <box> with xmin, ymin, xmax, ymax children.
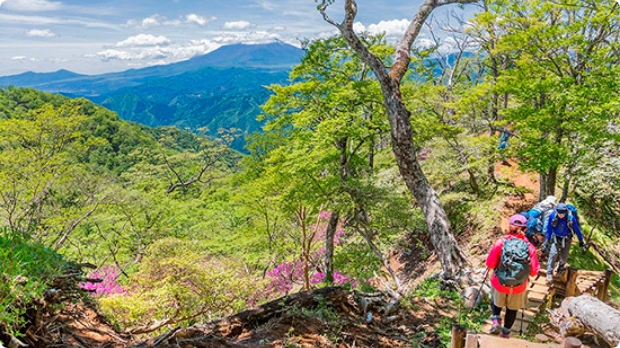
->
<box><xmin>1</xmin><ymin>0</ymin><xmax>620</xmax><ymax>347</ymax></box>
<box><xmin>0</xmin><ymin>42</ymin><xmax>304</xmax><ymax>152</ymax></box>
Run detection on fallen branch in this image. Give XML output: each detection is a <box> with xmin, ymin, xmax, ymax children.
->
<box><xmin>560</xmin><ymin>295</ymin><xmax>620</xmax><ymax>346</ymax></box>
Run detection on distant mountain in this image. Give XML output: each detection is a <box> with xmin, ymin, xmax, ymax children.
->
<box><xmin>0</xmin><ymin>69</ymin><xmax>86</xmax><ymax>87</ymax></box>
<box><xmin>0</xmin><ymin>42</ymin><xmax>305</xmax><ymax>151</ymax></box>
<box><xmin>176</xmin><ymin>40</ymin><xmax>304</xmax><ymax>69</ymax></box>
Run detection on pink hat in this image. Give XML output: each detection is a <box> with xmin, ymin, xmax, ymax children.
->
<box><xmin>509</xmin><ymin>214</ymin><xmax>527</xmax><ymax>227</ymax></box>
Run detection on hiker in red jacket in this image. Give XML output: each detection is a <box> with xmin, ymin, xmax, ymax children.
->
<box><xmin>486</xmin><ymin>214</ymin><xmax>540</xmax><ymax>338</ymax></box>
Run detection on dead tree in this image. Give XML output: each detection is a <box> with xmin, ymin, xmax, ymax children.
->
<box><xmin>317</xmin><ymin>0</ymin><xmax>476</xmax><ymax>277</ymax></box>
<box><xmin>554</xmin><ymin>294</ymin><xmax>620</xmax><ymax>347</ymax></box>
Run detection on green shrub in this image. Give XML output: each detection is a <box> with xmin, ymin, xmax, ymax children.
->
<box><xmin>98</xmin><ymin>238</ymin><xmax>268</xmax><ymax>334</ymax></box>
<box><xmin>0</xmin><ymin>227</ymin><xmax>67</xmax><ymax>336</ymax></box>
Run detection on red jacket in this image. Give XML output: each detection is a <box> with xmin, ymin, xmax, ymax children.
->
<box><xmin>486</xmin><ymin>233</ymin><xmax>540</xmax><ymax>294</ymax></box>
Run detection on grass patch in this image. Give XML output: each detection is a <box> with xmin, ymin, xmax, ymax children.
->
<box><xmin>0</xmin><ymin>227</ymin><xmax>68</xmax><ymax>337</ymax></box>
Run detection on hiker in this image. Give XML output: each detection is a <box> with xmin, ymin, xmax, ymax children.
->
<box><xmin>486</xmin><ymin>214</ymin><xmax>540</xmax><ymax>338</ymax></box>
<box><xmin>542</xmin><ymin>203</ymin><xmax>585</xmax><ymax>283</ymax></box>
<box><xmin>498</xmin><ymin>122</ymin><xmax>515</xmax><ymax>165</ymax></box>
<box><xmin>525</xmin><ymin>195</ymin><xmax>557</xmax><ymax>247</ymax></box>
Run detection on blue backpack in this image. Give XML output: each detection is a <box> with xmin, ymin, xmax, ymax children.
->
<box><xmin>525</xmin><ymin>208</ymin><xmax>543</xmax><ymax>238</ymax></box>
<box><xmin>566</xmin><ymin>204</ymin><xmax>579</xmax><ymax>223</ymax></box>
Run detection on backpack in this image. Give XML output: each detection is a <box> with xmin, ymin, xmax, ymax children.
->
<box><xmin>495</xmin><ymin>238</ymin><xmax>531</xmax><ymax>287</ymax></box>
<box><xmin>525</xmin><ymin>208</ymin><xmax>543</xmax><ymax>238</ymax></box>
<box><xmin>566</xmin><ymin>204</ymin><xmax>579</xmax><ymax>223</ymax></box>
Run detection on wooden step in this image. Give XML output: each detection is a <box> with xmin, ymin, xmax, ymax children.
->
<box><xmin>468</xmin><ymin>333</ymin><xmax>560</xmax><ymax>347</ymax></box>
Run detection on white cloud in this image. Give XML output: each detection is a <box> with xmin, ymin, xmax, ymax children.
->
<box><xmin>212</xmin><ymin>30</ymin><xmax>280</xmax><ymax>44</ymax></box>
<box><xmin>416</xmin><ymin>38</ymin><xmax>435</xmax><ymax>50</ymax></box>
<box><xmin>10</xmin><ymin>55</ymin><xmax>39</xmax><ymax>62</ymax></box>
<box><xmin>2</xmin><ymin>0</ymin><xmax>61</xmax><ymax>11</ymax></box>
<box><xmin>223</xmin><ymin>21</ymin><xmax>251</xmax><ymax>30</ymax></box>
<box><xmin>25</xmin><ymin>28</ymin><xmax>55</xmax><ymax>37</ymax></box>
<box><xmin>95</xmin><ymin>49</ymin><xmax>134</xmax><ymax>61</ymax></box>
<box><xmin>352</xmin><ymin>22</ymin><xmax>366</xmax><ymax>34</ymax></box>
<box><xmin>272</xmin><ymin>25</ymin><xmax>286</xmax><ymax>31</ymax></box>
<box><xmin>366</xmin><ymin>19</ymin><xmax>409</xmax><ymax>37</ymax></box>
<box><xmin>353</xmin><ymin>19</ymin><xmax>410</xmax><ymax>38</ymax></box>
<box><xmin>0</xmin><ymin>13</ymin><xmax>118</xmax><ymax>29</ymax></box>
<box><xmin>256</xmin><ymin>1</ymin><xmax>277</xmax><ymax>11</ymax></box>
<box><xmin>95</xmin><ymin>39</ymin><xmax>221</xmax><ymax>63</ymax></box>
<box><xmin>127</xmin><ymin>14</ymin><xmax>166</xmax><ymax>28</ymax></box>
<box><xmin>116</xmin><ymin>34</ymin><xmax>171</xmax><ymax>47</ymax></box>
<box><xmin>185</xmin><ymin>13</ymin><xmax>215</xmax><ymax>26</ymax></box>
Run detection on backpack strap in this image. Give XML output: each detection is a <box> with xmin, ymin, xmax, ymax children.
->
<box><xmin>551</xmin><ymin>211</ymin><xmax>574</xmax><ymax>234</ymax></box>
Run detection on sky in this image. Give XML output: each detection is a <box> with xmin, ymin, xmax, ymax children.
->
<box><xmin>0</xmin><ymin>0</ymin><xmax>477</xmax><ymax>77</ymax></box>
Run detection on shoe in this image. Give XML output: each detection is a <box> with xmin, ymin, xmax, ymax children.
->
<box><xmin>557</xmin><ymin>263</ymin><xmax>569</xmax><ymax>274</ymax></box>
<box><xmin>489</xmin><ymin>317</ymin><xmax>502</xmax><ymax>335</ymax></box>
<box><xmin>546</xmin><ymin>273</ymin><xmax>553</xmax><ymax>284</ymax></box>
<box><xmin>499</xmin><ymin>328</ymin><xmax>511</xmax><ymax>339</ymax></box>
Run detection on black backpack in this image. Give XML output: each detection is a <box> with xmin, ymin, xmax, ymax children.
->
<box><xmin>495</xmin><ymin>238</ymin><xmax>531</xmax><ymax>287</ymax></box>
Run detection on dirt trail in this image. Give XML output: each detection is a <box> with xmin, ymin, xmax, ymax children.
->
<box><xmin>495</xmin><ymin>159</ymin><xmax>540</xmax><ymax>231</ymax></box>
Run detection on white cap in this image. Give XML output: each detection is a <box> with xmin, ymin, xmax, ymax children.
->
<box><xmin>544</xmin><ymin>195</ymin><xmax>557</xmax><ymax>206</ymax></box>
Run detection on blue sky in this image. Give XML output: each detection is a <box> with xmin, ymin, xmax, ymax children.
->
<box><xmin>0</xmin><ymin>0</ymin><xmax>476</xmax><ymax>76</ymax></box>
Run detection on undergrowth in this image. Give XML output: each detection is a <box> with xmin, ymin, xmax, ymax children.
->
<box><xmin>407</xmin><ymin>277</ymin><xmax>488</xmax><ymax>346</ymax></box>
<box><xmin>0</xmin><ymin>227</ymin><xmax>68</xmax><ymax>337</ymax></box>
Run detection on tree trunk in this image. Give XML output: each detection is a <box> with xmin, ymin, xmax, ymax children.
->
<box><xmin>319</xmin><ymin>0</ymin><xmax>474</xmax><ymax>278</ymax></box>
<box><xmin>324</xmin><ymin>211</ymin><xmax>339</xmax><ymax>285</ymax></box>
<box><xmin>560</xmin><ymin>172</ymin><xmax>570</xmax><ymax>203</ymax></box>
<box><xmin>539</xmin><ymin>173</ymin><xmax>549</xmax><ymax>201</ymax></box>
<box><xmin>355</xmin><ymin>219</ymin><xmax>402</xmax><ymax>293</ymax></box>
<box><xmin>539</xmin><ymin>167</ymin><xmax>558</xmax><ymax>201</ymax></box>
<box><xmin>382</xmin><ymin>83</ymin><xmax>469</xmax><ymax>276</ymax></box>
<box><xmin>563</xmin><ymin>295</ymin><xmax>620</xmax><ymax>346</ymax></box>
<box><xmin>295</xmin><ymin>206</ymin><xmax>311</xmax><ymax>291</ymax></box>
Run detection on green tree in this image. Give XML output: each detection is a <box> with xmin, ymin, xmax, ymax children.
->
<box><xmin>246</xmin><ymin>35</ymin><xmax>414</xmax><ymax>290</ymax></box>
<box><xmin>0</xmin><ymin>103</ymin><xmax>107</xmax><ymax>250</ymax></box>
<box><xmin>470</xmin><ymin>0</ymin><xmax>620</xmax><ymax>199</ymax></box>
<box><xmin>317</xmin><ymin>0</ymin><xmax>476</xmax><ymax>277</ymax></box>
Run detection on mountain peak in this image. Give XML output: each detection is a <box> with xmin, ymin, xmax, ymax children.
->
<box><xmin>182</xmin><ymin>41</ymin><xmax>304</xmax><ymax>69</ymax></box>
<box><xmin>0</xmin><ymin>69</ymin><xmax>85</xmax><ymax>86</ymax></box>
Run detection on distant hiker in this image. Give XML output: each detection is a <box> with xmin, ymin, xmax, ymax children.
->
<box><xmin>498</xmin><ymin>122</ymin><xmax>515</xmax><ymax>165</ymax></box>
<box><xmin>542</xmin><ymin>203</ymin><xmax>585</xmax><ymax>283</ymax></box>
<box><xmin>525</xmin><ymin>195</ymin><xmax>557</xmax><ymax>247</ymax></box>
<box><xmin>486</xmin><ymin>214</ymin><xmax>540</xmax><ymax>339</ymax></box>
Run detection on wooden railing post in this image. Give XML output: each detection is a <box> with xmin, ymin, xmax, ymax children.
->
<box><xmin>451</xmin><ymin>325</ymin><xmax>466</xmax><ymax>348</ymax></box>
<box><xmin>564</xmin><ymin>336</ymin><xmax>582</xmax><ymax>348</ymax></box>
<box><xmin>565</xmin><ymin>267</ymin><xmax>578</xmax><ymax>297</ymax></box>
<box><xmin>598</xmin><ymin>269</ymin><xmax>613</xmax><ymax>301</ymax></box>
<box><xmin>465</xmin><ymin>333</ymin><xmax>478</xmax><ymax>348</ymax></box>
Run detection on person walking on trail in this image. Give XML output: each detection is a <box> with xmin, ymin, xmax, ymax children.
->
<box><xmin>498</xmin><ymin>122</ymin><xmax>515</xmax><ymax>165</ymax></box>
<box><xmin>525</xmin><ymin>195</ymin><xmax>557</xmax><ymax>247</ymax></box>
<box><xmin>542</xmin><ymin>203</ymin><xmax>586</xmax><ymax>283</ymax></box>
<box><xmin>486</xmin><ymin>214</ymin><xmax>540</xmax><ymax>338</ymax></box>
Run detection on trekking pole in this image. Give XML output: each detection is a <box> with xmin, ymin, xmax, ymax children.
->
<box><xmin>469</xmin><ymin>268</ymin><xmax>490</xmax><ymax>314</ymax></box>
<box><xmin>583</xmin><ymin>226</ymin><xmax>596</xmax><ymax>253</ymax></box>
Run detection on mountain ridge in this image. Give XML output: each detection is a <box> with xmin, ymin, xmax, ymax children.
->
<box><xmin>0</xmin><ymin>42</ymin><xmax>305</xmax><ymax>151</ymax></box>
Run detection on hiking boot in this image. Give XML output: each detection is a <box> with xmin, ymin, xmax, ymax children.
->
<box><xmin>489</xmin><ymin>317</ymin><xmax>502</xmax><ymax>335</ymax></box>
<box><xmin>557</xmin><ymin>263</ymin><xmax>569</xmax><ymax>274</ymax></box>
<box><xmin>546</xmin><ymin>273</ymin><xmax>553</xmax><ymax>284</ymax></box>
<box><xmin>499</xmin><ymin>328</ymin><xmax>511</xmax><ymax>339</ymax></box>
